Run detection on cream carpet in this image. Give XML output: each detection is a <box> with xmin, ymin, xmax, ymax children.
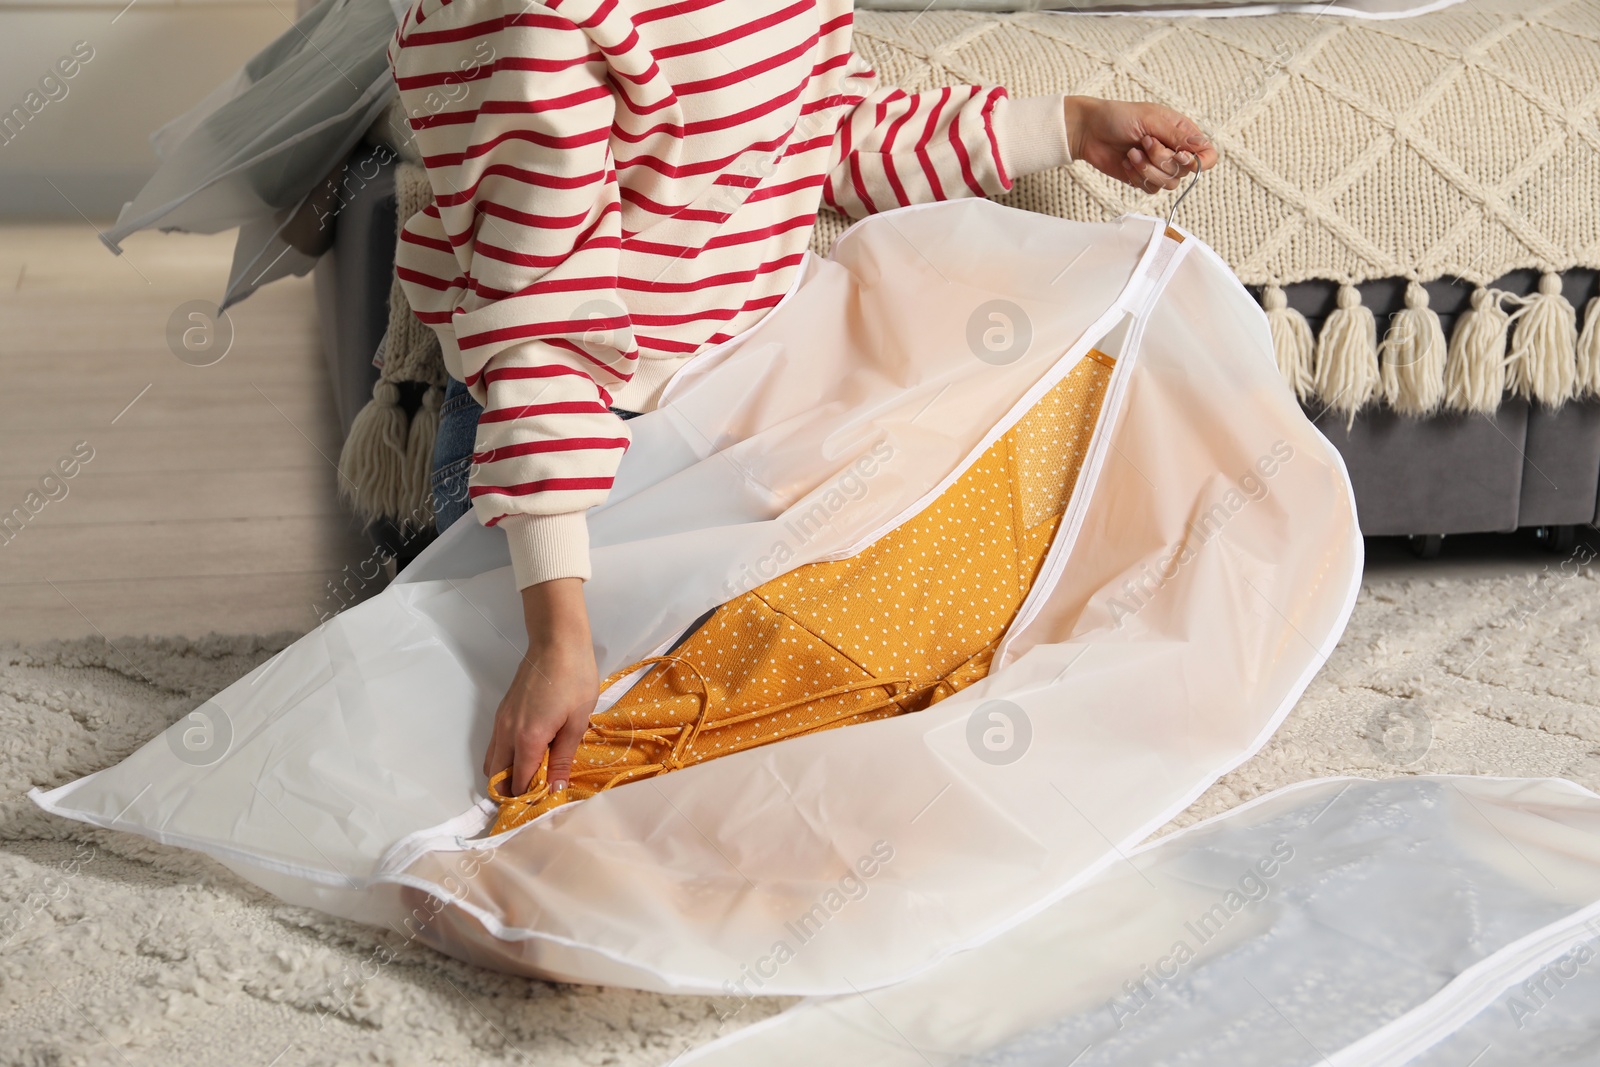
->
<box><xmin>4</xmin><ymin>561</ymin><xmax>1598</xmax><ymax>1065</ymax></box>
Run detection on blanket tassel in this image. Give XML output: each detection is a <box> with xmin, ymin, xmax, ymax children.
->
<box><xmin>1444</xmin><ymin>287</ymin><xmax>1514</xmax><ymax>413</ymax></box>
<box><xmin>1577</xmin><ymin>294</ymin><xmax>1600</xmax><ymax>399</ymax></box>
<box><xmin>404</xmin><ymin>383</ymin><xmax>444</xmax><ymax>532</ymax></box>
<box><xmin>1313</xmin><ymin>283</ymin><xmax>1380</xmax><ymax>428</ymax></box>
<box><xmin>1263</xmin><ymin>284</ymin><xmax>1314</xmax><ymax>401</ymax></box>
<box><xmin>1379</xmin><ymin>279</ymin><xmax>1446</xmax><ymax>417</ymax></box>
<box><xmin>337</xmin><ymin>380</ymin><xmax>409</xmax><ymax>525</ymax></box>
<box><xmin>1507</xmin><ymin>272</ymin><xmax>1577</xmax><ymax>407</ymax></box>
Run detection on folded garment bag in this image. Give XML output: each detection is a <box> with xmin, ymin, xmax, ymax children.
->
<box><xmin>32</xmin><ymin>200</ymin><xmax>1363</xmax><ymax>994</ymax></box>
<box><xmin>679</xmin><ymin>776</ymin><xmax>1600</xmax><ymax>1066</ymax></box>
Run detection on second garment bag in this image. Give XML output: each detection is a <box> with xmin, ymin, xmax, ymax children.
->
<box><xmin>683</xmin><ymin>775</ymin><xmax>1600</xmax><ymax>1067</ymax></box>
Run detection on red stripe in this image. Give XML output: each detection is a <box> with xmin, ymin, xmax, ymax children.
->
<box><xmin>983</xmin><ymin>86</ymin><xmax>1011</xmax><ymax>192</ymax></box>
<box><xmin>634</xmin><ymin>335</ymin><xmax>701</xmax><ymax>354</ymax></box>
<box><xmin>634</xmin><ymin>0</ymin><xmax>726</xmax><ymax>23</ymax></box>
<box><xmin>811</xmin><ymin>53</ymin><xmax>852</xmax><ymax>82</ymax></box>
<box><xmin>409</xmin><ymin>86</ymin><xmax>613</xmax><ymax>129</ymax></box>
<box><xmin>425</xmin><ymin>125</ymin><xmax>609</xmax><ymax>169</ymax></box>
<box><xmin>476</xmin><ymin>438</ymin><xmax>630</xmax><ymax>464</ymax></box>
<box><xmin>480</xmin><ymin>364</ymin><xmax>601</xmax><ymax>387</ymax></box>
<box><xmin>394</xmin><ymin>52</ymin><xmax>603</xmax><ymax>91</ymax></box>
<box><xmin>455</xmin><ymin>251</ymin><xmax>806</xmax><ymax>303</ymax></box>
<box><xmin>612</xmin><ymin>82</ymin><xmax>803</xmax><ymax>144</ymax></box>
<box><xmin>630</xmin><ymin>292</ymin><xmax>784</xmax><ymax>328</ymax></box>
<box><xmin>914</xmin><ymin>87</ymin><xmax>951</xmax><ymax>201</ymax></box>
<box><xmin>470</xmin><ymin>201</ymin><xmax>594</xmax><ymax>239</ymax></box>
<box><xmin>396</xmin><ymin>264</ymin><xmax>462</xmax><ymax>293</ymax></box>
<box><xmin>747</xmin><ymin>174</ymin><xmax>827</xmax><ymax>202</ymax></box>
<box><xmin>949</xmin><ymin>99</ymin><xmax>985</xmax><ymax>198</ymax></box>
<box><xmin>616</xmin><ymin>128</ymin><xmax>791</xmax><ymax>180</ymax></box>
<box><xmin>674</xmin><ymin>32</ymin><xmax>818</xmax><ymax>96</ymax></box>
<box><xmin>838</xmin><ymin>115</ymin><xmax>879</xmax><ymax>215</ymax></box>
<box><xmin>400</xmin><ymin>10</ymin><xmax>569</xmax><ymax>47</ymax></box>
<box><xmin>622</xmin><ymin>253</ymin><xmax>808</xmax><ymax>293</ymax></box>
<box><xmin>878</xmin><ymin>92</ymin><xmax>916</xmax><ymax>208</ymax></box>
<box><xmin>472</xmin><ymin>476</ymin><xmax>615</xmax><ymax>500</ymax></box>
<box><xmin>653</xmin><ymin>0</ymin><xmax>813</xmax><ymax>61</ymax></box>
<box><xmin>473</xmin><ymin>208</ymin><xmax>619</xmax><ymax>269</ymax></box>
<box><xmin>433</xmin><ymin>163</ymin><xmax>606</xmax><ymax>207</ymax></box>
<box><xmin>621</xmin><ymin>213</ymin><xmax>815</xmax><ymax>259</ymax></box>
<box><xmin>474</xmin><ymin>234</ymin><xmax>622</xmax><ymax>270</ymax></box>
<box><xmin>545</xmin><ymin>337</ymin><xmax>639</xmax><ymax>379</ymax></box>
<box><xmin>476</xmin><ymin>401</ymin><xmax>612</xmax><ymax>424</ymax></box>
<box><xmin>400</xmin><ymin>228</ymin><xmax>454</xmax><ymax>256</ymax></box>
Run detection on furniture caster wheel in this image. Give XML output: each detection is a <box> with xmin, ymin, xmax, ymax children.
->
<box><xmin>1408</xmin><ymin>534</ymin><xmax>1443</xmax><ymax>559</ymax></box>
<box><xmin>1534</xmin><ymin>525</ymin><xmax>1577</xmax><ymax>553</ymax></box>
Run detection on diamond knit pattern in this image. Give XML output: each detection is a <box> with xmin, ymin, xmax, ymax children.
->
<box><xmin>810</xmin><ymin>1</ymin><xmax>1600</xmax><ymax>287</ymax></box>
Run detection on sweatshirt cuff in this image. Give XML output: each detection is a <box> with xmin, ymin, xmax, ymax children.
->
<box><xmin>501</xmin><ymin>511</ymin><xmax>592</xmax><ymax>588</ymax></box>
<box><xmin>994</xmin><ymin>94</ymin><xmax>1073</xmax><ymax>179</ymax></box>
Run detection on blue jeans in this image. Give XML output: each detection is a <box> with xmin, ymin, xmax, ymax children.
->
<box><xmin>431</xmin><ymin>377</ymin><xmax>641</xmax><ymax>534</ymax></box>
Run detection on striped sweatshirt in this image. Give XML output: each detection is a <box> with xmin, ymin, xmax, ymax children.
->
<box><xmin>388</xmin><ymin>0</ymin><xmax>1074</xmax><ymax>589</ymax></box>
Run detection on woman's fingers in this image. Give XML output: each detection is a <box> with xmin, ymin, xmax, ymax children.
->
<box><xmin>511</xmin><ymin>727</ymin><xmax>554</xmax><ymax>796</ymax></box>
<box><xmin>1139</xmin><ymin>105</ymin><xmax>1217</xmax><ymax>169</ymax></box>
<box><xmin>1126</xmin><ymin>146</ymin><xmax>1184</xmax><ymax>193</ymax></box>
<box><xmin>545</xmin><ymin>710</ymin><xmax>588</xmax><ymax>794</ymax></box>
<box><xmin>484</xmin><ymin>720</ymin><xmax>507</xmax><ymax>780</ymax></box>
<box><xmin>1139</xmin><ymin>135</ymin><xmax>1189</xmax><ymax>180</ymax></box>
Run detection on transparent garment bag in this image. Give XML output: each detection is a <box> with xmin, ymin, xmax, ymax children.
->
<box><xmin>1408</xmin><ymin>918</ymin><xmax>1600</xmax><ymax>1067</ymax></box>
<box><xmin>101</xmin><ymin>0</ymin><xmax>405</xmax><ymax>307</ymax></box>
<box><xmin>681</xmin><ymin>776</ymin><xmax>1600</xmax><ymax>1067</ymax></box>
<box><xmin>34</xmin><ymin>200</ymin><xmax>1363</xmax><ymax>995</ymax></box>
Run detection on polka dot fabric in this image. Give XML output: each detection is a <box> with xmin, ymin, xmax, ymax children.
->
<box><xmin>488</xmin><ymin>351</ymin><xmax>1114</xmax><ymax>833</ymax></box>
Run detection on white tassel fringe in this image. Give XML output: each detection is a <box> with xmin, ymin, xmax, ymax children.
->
<box><xmin>1379</xmin><ymin>280</ymin><xmax>1446</xmax><ymax>416</ymax></box>
<box><xmin>1576</xmin><ymin>295</ymin><xmax>1600</xmax><ymax>400</ymax></box>
<box><xmin>1263</xmin><ymin>284</ymin><xmax>1315</xmax><ymax>401</ymax></box>
<box><xmin>1313</xmin><ymin>283</ymin><xmax>1380</xmax><ymax>427</ymax></box>
<box><xmin>337</xmin><ymin>380</ymin><xmax>410</xmax><ymax>524</ymax></box>
<box><xmin>1444</xmin><ymin>287</ymin><xmax>1513</xmax><ymax>413</ymax></box>
<box><xmin>1506</xmin><ymin>272</ymin><xmax>1577</xmax><ymax>407</ymax></box>
<box><xmin>403</xmin><ymin>383</ymin><xmax>444</xmax><ymax>532</ymax></box>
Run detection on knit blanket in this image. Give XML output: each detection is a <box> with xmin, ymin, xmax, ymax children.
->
<box><xmin>809</xmin><ymin>3</ymin><xmax>1600</xmax><ymax>423</ymax></box>
<box><xmin>814</xmin><ymin>2</ymin><xmax>1600</xmax><ymax>289</ymax></box>
<box><xmin>349</xmin><ymin>1</ymin><xmax>1600</xmax><ymax>528</ymax></box>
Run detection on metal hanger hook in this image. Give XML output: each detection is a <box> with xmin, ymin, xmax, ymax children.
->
<box><xmin>1165</xmin><ymin>162</ymin><xmax>1203</xmax><ymax>231</ymax></box>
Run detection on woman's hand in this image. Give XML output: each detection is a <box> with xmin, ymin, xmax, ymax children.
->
<box><xmin>1064</xmin><ymin>96</ymin><xmax>1219</xmax><ymax>193</ymax></box>
<box><xmin>485</xmin><ymin>577</ymin><xmax>598</xmax><ymax>797</ymax></box>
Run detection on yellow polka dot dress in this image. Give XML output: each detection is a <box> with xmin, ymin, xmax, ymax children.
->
<box><xmin>488</xmin><ymin>350</ymin><xmax>1115</xmax><ymax>833</ymax></box>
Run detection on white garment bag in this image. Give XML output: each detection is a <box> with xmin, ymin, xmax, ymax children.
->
<box><xmin>682</xmin><ymin>775</ymin><xmax>1600</xmax><ymax>1066</ymax></box>
<box><xmin>35</xmin><ymin>200</ymin><xmax>1364</xmax><ymax>996</ymax></box>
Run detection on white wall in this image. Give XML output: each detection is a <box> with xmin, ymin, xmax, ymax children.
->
<box><xmin>0</xmin><ymin>1</ymin><xmax>290</xmax><ymax>219</ymax></box>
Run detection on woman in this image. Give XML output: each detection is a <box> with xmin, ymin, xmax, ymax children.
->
<box><xmin>388</xmin><ymin>0</ymin><xmax>1219</xmax><ymax>804</ymax></box>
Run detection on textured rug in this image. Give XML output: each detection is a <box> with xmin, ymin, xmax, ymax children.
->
<box><xmin>3</xmin><ymin>558</ymin><xmax>1599</xmax><ymax>1066</ymax></box>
